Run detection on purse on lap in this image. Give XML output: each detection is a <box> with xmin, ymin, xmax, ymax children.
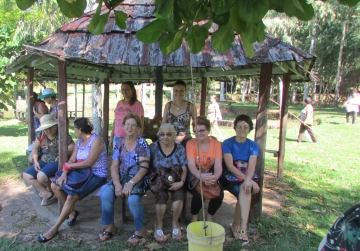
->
<box><xmin>120</xmin><ymin>160</ymin><xmax>149</xmax><ymax>195</ymax></box>
<box><xmin>187</xmin><ymin>165</ymin><xmax>221</xmax><ymax>200</ymax></box>
<box><xmin>149</xmin><ymin>164</ymin><xmax>183</xmax><ymax>194</ymax></box>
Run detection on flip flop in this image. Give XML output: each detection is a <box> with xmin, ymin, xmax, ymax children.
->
<box><xmin>37</xmin><ymin>232</ymin><xmax>58</xmax><ymax>243</ymax></box>
<box><xmin>67</xmin><ymin>210</ymin><xmax>80</xmax><ymax>226</ymax></box>
<box><xmin>126</xmin><ymin>234</ymin><xmax>146</xmax><ymax>245</ymax></box>
<box><xmin>239</xmin><ymin>229</ymin><xmax>250</xmax><ymax>245</ymax></box>
<box><xmin>99</xmin><ymin>230</ymin><xmax>115</xmax><ymax>242</ymax></box>
<box><xmin>40</xmin><ymin>193</ymin><xmax>57</xmax><ymax>206</ymax></box>
<box><xmin>154</xmin><ymin>229</ymin><xmax>167</xmax><ymax>242</ymax></box>
<box><xmin>172</xmin><ymin>228</ymin><xmax>182</xmax><ymax>240</ymax></box>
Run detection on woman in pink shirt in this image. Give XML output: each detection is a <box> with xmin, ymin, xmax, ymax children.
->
<box><xmin>109</xmin><ymin>81</ymin><xmax>144</xmax><ymax>150</ymax></box>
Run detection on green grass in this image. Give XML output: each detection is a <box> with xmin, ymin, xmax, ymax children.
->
<box><xmin>0</xmin><ymin>105</ymin><xmax>358</xmax><ymax>250</ymax></box>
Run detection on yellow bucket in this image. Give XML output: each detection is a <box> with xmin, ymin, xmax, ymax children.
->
<box><xmin>187</xmin><ymin>221</ymin><xmax>225</xmax><ymax>251</ymax></box>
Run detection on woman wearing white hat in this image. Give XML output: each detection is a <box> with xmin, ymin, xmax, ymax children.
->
<box><xmin>23</xmin><ymin>114</ymin><xmax>75</xmax><ymax>206</ymax></box>
<box><xmin>39</xmin><ymin>88</ymin><xmax>58</xmax><ymax>121</ymax></box>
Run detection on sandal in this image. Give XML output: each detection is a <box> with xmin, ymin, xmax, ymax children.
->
<box><xmin>239</xmin><ymin>229</ymin><xmax>249</xmax><ymax>245</ymax></box>
<box><xmin>40</xmin><ymin>193</ymin><xmax>57</xmax><ymax>206</ymax></box>
<box><xmin>67</xmin><ymin>210</ymin><xmax>80</xmax><ymax>226</ymax></box>
<box><xmin>172</xmin><ymin>228</ymin><xmax>182</xmax><ymax>240</ymax></box>
<box><xmin>99</xmin><ymin>230</ymin><xmax>115</xmax><ymax>242</ymax></box>
<box><xmin>37</xmin><ymin>231</ymin><xmax>58</xmax><ymax>243</ymax></box>
<box><xmin>127</xmin><ymin>234</ymin><xmax>146</xmax><ymax>245</ymax></box>
<box><xmin>154</xmin><ymin>229</ymin><xmax>167</xmax><ymax>242</ymax></box>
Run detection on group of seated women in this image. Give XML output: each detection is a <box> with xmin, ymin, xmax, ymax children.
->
<box><xmin>25</xmin><ymin>109</ymin><xmax>260</xmax><ymax>245</ymax></box>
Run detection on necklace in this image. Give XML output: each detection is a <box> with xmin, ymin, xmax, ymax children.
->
<box><xmin>173</xmin><ymin>100</ymin><xmax>185</xmax><ymax>110</ymax></box>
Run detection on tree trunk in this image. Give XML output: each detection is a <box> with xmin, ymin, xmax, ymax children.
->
<box><xmin>241</xmin><ymin>78</ymin><xmax>246</xmax><ymax>103</ymax></box>
<box><xmin>220</xmin><ymin>82</ymin><xmax>225</xmax><ymax>101</ymax></box>
<box><xmin>303</xmin><ymin>84</ymin><xmax>309</xmax><ymax>101</ymax></box>
<box><xmin>334</xmin><ymin>20</ymin><xmax>347</xmax><ymax>107</ymax></box>
<box><xmin>292</xmin><ymin>86</ymin><xmax>297</xmax><ymax>104</ymax></box>
<box><xmin>92</xmin><ymin>82</ymin><xmax>103</xmax><ymax>136</ymax></box>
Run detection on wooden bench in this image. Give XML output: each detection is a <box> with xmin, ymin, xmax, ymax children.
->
<box><xmin>265</xmin><ymin>149</ymin><xmax>279</xmax><ymax>157</ymax></box>
<box><xmin>67</xmin><ymin>111</ymin><xmax>83</xmax><ymax>118</ymax></box>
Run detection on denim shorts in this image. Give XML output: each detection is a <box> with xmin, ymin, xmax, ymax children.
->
<box><xmin>24</xmin><ymin>160</ymin><xmax>59</xmax><ymax>179</ymax></box>
<box><xmin>219</xmin><ymin>175</ymin><xmax>243</xmax><ymax>200</ymax></box>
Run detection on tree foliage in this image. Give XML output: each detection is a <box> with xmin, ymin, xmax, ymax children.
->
<box><xmin>14</xmin><ymin>0</ymin><xmax>360</xmax><ymax>58</ymax></box>
<box><xmin>264</xmin><ymin>0</ymin><xmax>360</xmax><ymax>99</ymax></box>
<box><xmin>0</xmin><ymin>26</ymin><xmax>20</xmax><ymax>110</ymax></box>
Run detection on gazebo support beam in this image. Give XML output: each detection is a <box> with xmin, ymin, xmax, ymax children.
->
<box><xmin>103</xmin><ymin>78</ymin><xmax>110</xmax><ymax>151</ymax></box>
<box><xmin>278</xmin><ymin>73</ymin><xmax>290</xmax><ymax>178</ymax></box>
<box><xmin>58</xmin><ymin>59</ymin><xmax>68</xmax><ymax>214</ymax></box>
<box><xmin>251</xmin><ymin>63</ymin><xmax>273</xmax><ymax>221</ymax></box>
<box><xmin>27</xmin><ymin>67</ymin><xmax>35</xmax><ymax>145</ymax></box>
<box><xmin>155</xmin><ymin>66</ymin><xmax>163</xmax><ymax>117</ymax></box>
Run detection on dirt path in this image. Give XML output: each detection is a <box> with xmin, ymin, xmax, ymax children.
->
<box><xmin>0</xmin><ymin>174</ymin><xmax>282</xmax><ymax>249</ymax></box>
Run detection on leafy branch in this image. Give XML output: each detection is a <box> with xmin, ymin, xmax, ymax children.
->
<box><xmin>15</xmin><ymin>0</ymin><xmax>360</xmax><ymax>57</ymax></box>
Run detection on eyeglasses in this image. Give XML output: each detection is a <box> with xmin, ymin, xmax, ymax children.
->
<box><xmin>235</xmin><ymin>126</ymin><xmax>249</xmax><ymax>130</ymax></box>
<box><xmin>194</xmin><ymin>129</ymin><xmax>207</xmax><ymax>134</ymax></box>
<box><xmin>124</xmin><ymin>123</ymin><xmax>138</xmax><ymax>128</ymax></box>
<box><xmin>159</xmin><ymin>132</ymin><xmax>173</xmax><ymax>137</ymax></box>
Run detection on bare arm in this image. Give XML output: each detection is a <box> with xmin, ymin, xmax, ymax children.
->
<box><xmin>161</xmin><ymin>103</ymin><xmax>169</xmax><ymax>124</ymax></box>
<box><xmin>189</xmin><ymin>102</ymin><xmax>196</xmax><ymax>126</ymax></box>
<box><xmin>35</xmin><ymin>102</ymin><xmax>48</xmax><ymax>118</ymax></box>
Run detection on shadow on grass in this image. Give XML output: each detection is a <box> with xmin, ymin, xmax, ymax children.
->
<box><xmin>0</xmin><ymin>125</ymin><xmax>28</xmax><ymax>137</ymax></box>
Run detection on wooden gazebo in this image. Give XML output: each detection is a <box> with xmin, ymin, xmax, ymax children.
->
<box><xmin>5</xmin><ymin>0</ymin><xmax>316</xmax><ymax>220</ymax></box>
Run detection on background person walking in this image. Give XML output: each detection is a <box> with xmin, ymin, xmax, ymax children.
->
<box><xmin>297</xmin><ymin>96</ymin><xmax>317</xmax><ymax>143</ymax></box>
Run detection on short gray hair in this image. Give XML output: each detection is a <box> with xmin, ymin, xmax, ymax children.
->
<box><xmin>157</xmin><ymin>123</ymin><xmax>176</xmax><ymax>136</ymax></box>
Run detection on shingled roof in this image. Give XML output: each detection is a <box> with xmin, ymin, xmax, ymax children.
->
<box><xmin>5</xmin><ymin>0</ymin><xmax>316</xmax><ymax>84</ymax></box>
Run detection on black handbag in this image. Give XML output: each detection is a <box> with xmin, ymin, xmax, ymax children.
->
<box><xmin>120</xmin><ymin>160</ymin><xmax>149</xmax><ymax>195</ymax></box>
<box><xmin>149</xmin><ymin>164</ymin><xmax>182</xmax><ymax>194</ymax></box>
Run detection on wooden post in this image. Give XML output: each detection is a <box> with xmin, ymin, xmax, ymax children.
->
<box><xmin>58</xmin><ymin>59</ymin><xmax>68</xmax><ymax>168</ymax></box>
<box><xmin>27</xmin><ymin>68</ymin><xmax>35</xmax><ymax>145</ymax></box>
<box><xmin>277</xmin><ymin>73</ymin><xmax>290</xmax><ymax>178</ymax></box>
<box><xmin>103</xmin><ymin>78</ymin><xmax>110</xmax><ymax>151</ymax></box>
<box><xmin>57</xmin><ymin>59</ymin><xmax>68</xmax><ymax>214</ymax></box>
<box><xmin>155</xmin><ymin>66</ymin><xmax>163</xmax><ymax>117</ymax></box>
<box><xmin>251</xmin><ymin>63</ymin><xmax>272</xmax><ymax>221</ymax></box>
<box><xmin>74</xmin><ymin>83</ymin><xmax>78</xmax><ymax>119</ymax></box>
<box><xmin>200</xmin><ymin>77</ymin><xmax>207</xmax><ymax>116</ymax></box>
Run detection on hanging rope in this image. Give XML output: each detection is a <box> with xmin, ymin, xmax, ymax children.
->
<box><xmin>189</xmin><ymin>54</ymin><xmax>212</xmax><ymax>239</ymax></box>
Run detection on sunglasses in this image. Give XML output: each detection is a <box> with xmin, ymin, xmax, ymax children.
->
<box><xmin>194</xmin><ymin>129</ymin><xmax>207</xmax><ymax>134</ymax></box>
<box><xmin>159</xmin><ymin>132</ymin><xmax>173</xmax><ymax>137</ymax></box>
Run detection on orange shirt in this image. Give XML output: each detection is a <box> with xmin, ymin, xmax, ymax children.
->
<box><xmin>186</xmin><ymin>137</ymin><xmax>222</xmax><ymax>171</ymax></box>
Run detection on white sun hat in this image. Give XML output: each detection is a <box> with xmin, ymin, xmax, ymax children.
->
<box><xmin>35</xmin><ymin>114</ymin><xmax>58</xmax><ymax>132</ymax></box>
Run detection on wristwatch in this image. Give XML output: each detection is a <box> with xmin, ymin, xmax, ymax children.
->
<box><xmin>129</xmin><ymin>180</ymin><xmax>135</xmax><ymax>185</ymax></box>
